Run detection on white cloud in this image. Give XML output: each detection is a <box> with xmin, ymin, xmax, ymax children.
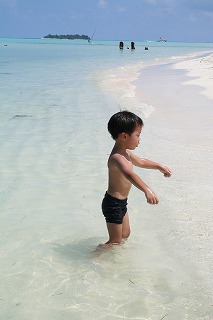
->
<box><xmin>70</xmin><ymin>14</ymin><xmax>78</xmax><ymax>21</ymax></box>
<box><xmin>188</xmin><ymin>13</ymin><xmax>197</xmax><ymax>22</ymax></box>
<box><xmin>204</xmin><ymin>11</ymin><xmax>213</xmax><ymax>19</ymax></box>
<box><xmin>116</xmin><ymin>5</ymin><xmax>125</xmax><ymax>13</ymax></box>
<box><xmin>0</xmin><ymin>0</ymin><xmax>16</xmax><ymax>7</ymax></box>
<box><xmin>145</xmin><ymin>0</ymin><xmax>157</xmax><ymax>4</ymax></box>
<box><xmin>145</xmin><ymin>0</ymin><xmax>178</xmax><ymax>6</ymax></box>
<box><xmin>182</xmin><ymin>0</ymin><xmax>213</xmax><ymax>12</ymax></box>
<box><xmin>98</xmin><ymin>0</ymin><xmax>108</xmax><ymax>9</ymax></box>
<box><xmin>143</xmin><ymin>0</ymin><xmax>178</xmax><ymax>13</ymax></box>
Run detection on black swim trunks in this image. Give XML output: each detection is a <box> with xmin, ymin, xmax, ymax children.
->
<box><xmin>102</xmin><ymin>192</ymin><xmax>128</xmax><ymax>224</ymax></box>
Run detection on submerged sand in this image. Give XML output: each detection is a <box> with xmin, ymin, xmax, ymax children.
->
<box><xmin>1</xmin><ymin>53</ymin><xmax>213</xmax><ymax>319</ymax></box>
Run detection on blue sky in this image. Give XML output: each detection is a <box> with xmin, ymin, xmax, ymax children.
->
<box><xmin>0</xmin><ymin>0</ymin><xmax>213</xmax><ymax>42</ymax></box>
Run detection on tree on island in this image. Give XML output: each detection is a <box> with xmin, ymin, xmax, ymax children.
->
<box><xmin>43</xmin><ymin>34</ymin><xmax>90</xmax><ymax>40</ymax></box>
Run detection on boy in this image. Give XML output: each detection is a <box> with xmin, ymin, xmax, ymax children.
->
<box><xmin>102</xmin><ymin>111</ymin><xmax>172</xmax><ymax>245</ymax></box>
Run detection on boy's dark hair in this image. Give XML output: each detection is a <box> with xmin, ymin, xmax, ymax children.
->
<box><xmin>108</xmin><ymin>111</ymin><xmax>143</xmax><ymax>140</ymax></box>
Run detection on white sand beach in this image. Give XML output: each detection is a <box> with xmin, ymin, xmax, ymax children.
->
<box><xmin>174</xmin><ymin>54</ymin><xmax>213</xmax><ymax>100</ymax></box>
<box><xmin>1</xmin><ymin>48</ymin><xmax>213</xmax><ymax>319</ymax></box>
<box><xmin>132</xmin><ymin>54</ymin><xmax>213</xmax><ymax>318</ymax></box>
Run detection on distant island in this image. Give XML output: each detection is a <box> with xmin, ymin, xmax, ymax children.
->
<box><xmin>43</xmin><ymin>34</ymin><xmax>90</xmax><ymax>40</ymax></box>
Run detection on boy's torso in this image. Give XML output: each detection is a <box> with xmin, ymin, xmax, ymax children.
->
<box><xmin>107</xmin><ymin>152</ymin><xmax>132</xmax><ymax>199</ymax></box>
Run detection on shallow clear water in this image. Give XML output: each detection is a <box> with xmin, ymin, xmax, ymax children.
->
<box><xmin>0</xmin><ymin>38</ymin><xmax>213</xmax><ymax>320</ymax></box>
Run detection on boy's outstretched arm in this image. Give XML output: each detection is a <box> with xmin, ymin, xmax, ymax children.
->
<box><xmin>129</xmin><ymin>152</ymin><xmax>172</xmax><ymax>177</ymax></box>
<box><xmin>110</xmin><ymin>154</ymin><xmax>159</xmax><ymax>204</ymax></box>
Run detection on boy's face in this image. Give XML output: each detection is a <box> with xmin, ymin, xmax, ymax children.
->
<box><xmin>126</xmin><ymin>125</ymin><xmax>142</xmax><ymax>150</ymax></box>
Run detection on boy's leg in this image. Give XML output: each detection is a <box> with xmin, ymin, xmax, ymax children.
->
<box><xmin>122</xmin><ymin>212</ymin><xmax>130</xmax><ymax>240</ymax></box>
<box><xmin>106</xmin><ymin>222</ymin><xmax>123</xmax><ymax>244</ymax></box>
<box><xmin>105</xmin><ymin>212</ymin><xmax>130</xmax><ymax>244</ymax></box>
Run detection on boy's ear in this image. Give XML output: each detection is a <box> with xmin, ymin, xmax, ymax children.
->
<box><xmin>121</xmin><ymin>132</ymin><xmax>128</xmax><ymax>140</ymax></box>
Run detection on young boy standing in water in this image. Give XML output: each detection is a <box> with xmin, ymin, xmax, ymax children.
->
<box><xmin>102</xmin><ymin>111</ymin><xmax>172</xmax><ymax>245</ymax></box>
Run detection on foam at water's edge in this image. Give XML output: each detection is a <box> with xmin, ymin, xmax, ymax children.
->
<box><xmin>98</xmin><ymin>62</ymin><xmax>156</xmax><ymax>119</ymax></box>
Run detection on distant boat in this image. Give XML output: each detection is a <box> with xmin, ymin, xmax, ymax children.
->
<box><xmin>88</xmin><ymin>28</ymin><xmax>96</xmax><ymax>43</ymax></box>
<box><xmin>157</xmin><ymin>37</ymin><xmax>167</xmax><ymax>42</ymax></box>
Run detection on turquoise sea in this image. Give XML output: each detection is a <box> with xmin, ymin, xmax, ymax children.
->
<box><xmin>0</xmin><ymin>38</ymin><xmax>213</xmax><ymax>320</ymax></box>
<box><xmin>1</xmin><ymin>38</ymin><xmax>213</xmax><ymax>127</ymax></box>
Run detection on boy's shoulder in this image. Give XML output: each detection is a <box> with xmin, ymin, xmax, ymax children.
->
<box><xmin>108</xmin><ymin>150</ymin><xmax>131</xmax><ymax>165</ymax></box>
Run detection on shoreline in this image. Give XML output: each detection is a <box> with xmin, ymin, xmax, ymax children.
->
<box><xmin>99</xmin><ymin>50</ymin><xmax>213</xmax><ymax>120</ymax></box>
<box><xmin>130</xmin><ymin>52</ymin><xmax>213</xmax><ymax>308</ymax></box>
<box><xmin>133</xmin><ymin>51</ymin><xmax>213</xmax><ymax>149</ymax></box>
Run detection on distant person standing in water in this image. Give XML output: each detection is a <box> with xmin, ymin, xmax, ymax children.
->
<box><xmin>131</xmin><ymin>42</ymin><xmax>135</xmax><ymax>49</ymax></box>
<box><xmin>101</xmin><ymin>111</ymin><xmax>172</xmax><ymax>246</ymax></box>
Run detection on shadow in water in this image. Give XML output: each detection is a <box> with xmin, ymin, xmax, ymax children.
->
<box><xmin>51</xmin><ymin>237</ymin><xmax>124</xmax><ymax>262</ymax></box>
<box><xmin>51</xmin><ymin>237</ymin><xmax>110</xmax><ymax>261</ymax></box>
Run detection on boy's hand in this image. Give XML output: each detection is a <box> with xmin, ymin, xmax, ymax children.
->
<box><xmin>145</xmin><ymin>188</ymin><xmax>159</xmax><ymax>205</ymax></box>
<box><xmin>159</xmin><ymin>165</ymin><xmax>172</xmax><ymax>177</ymax></box>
